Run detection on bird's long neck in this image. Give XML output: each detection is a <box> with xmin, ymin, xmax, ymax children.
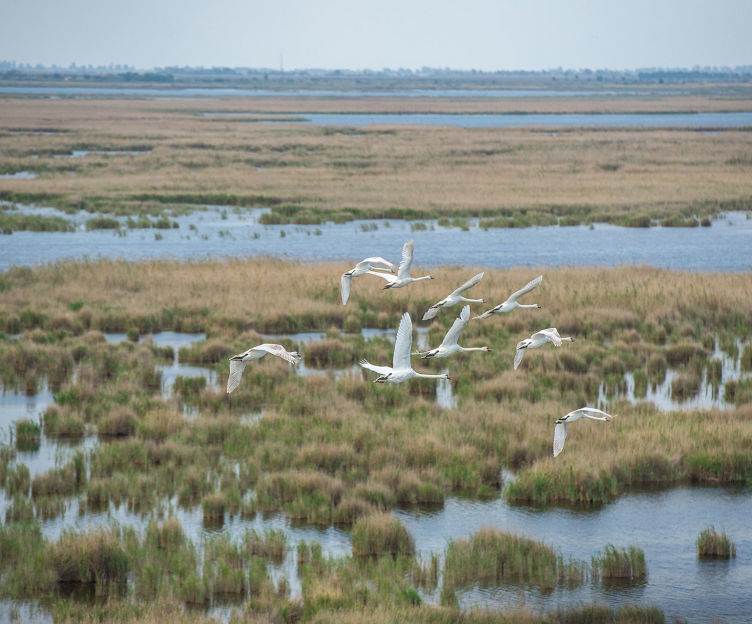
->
<box><xmin>459</xmin><ymin>346</ymin><xmax>486</xmax><ymax>352</ymax></box>
<box><xmin>517</xmin><ymin>303</ymin><xmax>539</xmax><ymax>309</ymax></box>
<box><xmin>412</xmin><ymin>275</ymin><xmax>432</xmax><ymax>282</ymax></box>
<box><xmin>459</xmin><ymin>296</ymin><xmax>483</xmax><ymax>303</ymax></box>
<box><xmin>414</xmin><ymin>372</ymin><xmax>448</xmax><ymax>379</ymax></box>
<box><xmin>562</xmin><ymin>337</ymin><xmax>575</xmax><ymax>342</ymax></box>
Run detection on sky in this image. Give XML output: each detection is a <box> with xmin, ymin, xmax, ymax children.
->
<box><xmin>1</xmin><ymin>0</ymin><xmax>751</xmax><ymax>72</ymax></box>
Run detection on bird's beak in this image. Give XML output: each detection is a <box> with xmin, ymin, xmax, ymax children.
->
<box><xmin>446</xmin><ymin>374</ymin><xmax>452</xmax><ymax>380</ymax></box>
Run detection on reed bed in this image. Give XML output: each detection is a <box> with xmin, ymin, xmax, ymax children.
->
<box><xmin>591</xmin><ymin>544</ymin><xmax>647</xmax><ymax>580</ymax></box>
<box><xmin>2</xmin><ymin>96</ymin><xmax>752</xmax><ymax>227</ymax></box>
<box><xmin>443</xmin><ymin>527</ymin><xmax>586</xmax><ymax>592</ymax></box>
<box><xmin>696</xmin><ymin>525</ymin><xmax>736</xmax><ymax>559</ymax></box>
<box><xmin>351</xmin><ymin>513</ymin><xmax>415</xmax><ymax>557</ymax></box>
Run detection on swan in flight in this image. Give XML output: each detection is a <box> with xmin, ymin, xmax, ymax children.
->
<box><xmin>553</xmin><ymin>407</ymin><xmax>616</xmax><ymax>457</ymax></box>
<box><xmin>514</xmin><ymin>327</ymin><xmax>574</xmax><ymax>370</ymax></box>
<box><xmin>413</xmin><ymin>305</ymin><xmax>491</xmax><ymax>359</ymax></box>
<box><xmin>226</xmin><ymin>344</ymin><xmax>302</xmax><ymax>393</ymax></box>
<box><xmin>422</xmin><ymin>272</ymin><xmax>484</xmax><ymax>320</ymax></box>
<box><xmin>367</xmin><ymin>240</ymin><xmax>433</xmax><ymax>289</ymax></box>
<box><xmin>341</xmin><ymin>256</ymin><xmax>396</xmax><ymax>304</ymax></box>
<box><xmin>360</xmin><ymin>312</ymin><xmax>451</xmax><ymax>383</ymax></box>
<box><xmin>473</xmin><ymin>275</ymin><xmax>543</xmax><ymax>320</ymax></box>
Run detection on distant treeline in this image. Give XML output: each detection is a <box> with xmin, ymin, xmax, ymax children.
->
<box><xmin>1</xmin><ymin>63</ymin><xmax>751</xmax><ymax>88</ymax></box>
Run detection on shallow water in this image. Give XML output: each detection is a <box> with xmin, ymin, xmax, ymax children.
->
<box><xmin>597</xmin><ymin>337</ymin><xmax>752</xmax><ymax>412</ymax></box>
<box><xmin>52</xmin><ymin>149</ymin><xmax>150</xmax><ymax>158</ymax></box>
<box><xmin>0</xmin><ymin>171</ymin><xmax>37</xmax><ymax>179</ymax></box>
<box><xmin>8</xmin><ymin>485</ymin><xmax>749</xmax><ymax>623</ymax></box>
<box><xmin>2</xmin><ymin>206</ymin><xmax>751</xmax><ymax>272</ymax></box>
<box><xmin>265</xmin><ymin>111</ymin><xmax>752</xmax><ymax>129</ymax></box>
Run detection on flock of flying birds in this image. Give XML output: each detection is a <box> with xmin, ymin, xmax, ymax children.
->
<box><xmin>227</xmin><ymin>240</ymin><xmax>615</xmax><ymax>457</ymax></box>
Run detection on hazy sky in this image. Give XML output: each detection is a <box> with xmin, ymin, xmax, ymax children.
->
<box><xmin>2</xmin><ymin>0</ymin><xmax>751</xmax><ymax>71</ymax></box>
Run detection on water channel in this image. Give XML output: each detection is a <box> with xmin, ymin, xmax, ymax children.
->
<box><xmin>1</xmin><ymin>205</ymin><xmax>751</xmax><ymax>272</ymax></box>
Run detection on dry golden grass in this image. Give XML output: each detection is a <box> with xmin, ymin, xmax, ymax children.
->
<box><xmin>1</xmin><ymin>96</ymin><xmax>751</xmax><ymax>220</ymax></box>
<box><xmin>2</xmin><ymin>259</ymin><xmax>751</xmax><ymax>337</ymax></box>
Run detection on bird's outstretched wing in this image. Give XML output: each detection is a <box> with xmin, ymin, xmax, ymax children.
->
<box><xmin>473</xmin><ymin>305</ymin><xmax>500</xmax><ymax>320</ymax></box>
<box><xmin>359</xmin><ymin>359</ymin><xmax>393</xmax><ymax>376</ymax></box>
<box><xmin>451</xmin><ymin>272</ymin><xmax>484</xmax><ymax>296</ymax></box>
<box><xmin>366</xmin><ymin>270</ymin><xmax>397</xmax><ymax>284</ymax></box>
<box><xmin>422</xmin><ymin>305</ymin><xmax>441</xmax><ymax>321</ymax></box>
<box><xmin>553</xmin><ymin>422</ymin><xmax>568</xmax><ymax>457</ymax></box>
<box><xmin>253</xmin><ymin>344</ymin><xmax>301</xmax><ymax>364</ymax></box>
<box><xmin>441</xmin><ymin>305</ymin><xmax>470</xmax><ymax>347</ymax></box>
<box><xmin>567</xmin><ymin>407</ymin><xmax>615</xmax><ymax>421</ymax></box>
<box><xmin>507</xmin><ymin>274</ymin><xmax>543</xmax><ymax>303</ymax></box>
<box><xmin>397</xmin><ymin>240</ymin><xmax>414</xmax><ymax>279</ymax></box>
<box><xmin>226</xmin><ymin>359</ymin><xmax>247</xmax><ymax>394</ymax></box>
<box><xmin>513</xmin><ymin>346</ymin><xmax>527</xmax><ymax>370</ymax></box>
<box><xmin>341</xmin><ymin>273</ymin><xmax>352</xmax><ymax>305</ymax></box>
<box><xmin>392</xmin><ymin>312</ymin><xmax>413</xmax><ymax>370</ymax></box>
<box><xmin>358</xmin><ymin>256</ymin><xmax>396</xmax><ymax>272</ymax></box>
<box><xmin>535</xmin><ymin>328</ymin><xmax>562</xmax><ymax>346</ymax></box>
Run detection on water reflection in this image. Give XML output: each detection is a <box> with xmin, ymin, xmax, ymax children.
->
<box><xmin>14</xmin><ymin>485</ymin><xmax>749</xmax><ymax>623</ymax></box>
<box><xmin>598</xmin><ymin>337</ymin><xmax>752</xmax><ymax>412</ymax></box>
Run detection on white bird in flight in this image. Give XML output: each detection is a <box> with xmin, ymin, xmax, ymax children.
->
<box><xmin>413</xmin><ymin>305</ymin><xmax>491</xmax><ymax>359</ymax></box>
<box><xmin>422</xmin><ymin>272</ymin><xmax>484</xmax><ymax>321</ymax></box>
<box><xmin>360</xmin><ymin>312</ymin><xmax>451</xmax><ymax>383</ymax></box>
<box><xmin>514</xmin><ymin>327</ymin><xmax>575</xmax><ymax>370</ymax></box>
<box><xmin>473</xmin><ymin>275</ymin><xmax>543</xmax><ymax>320</ymax></box>
<box><xmin>341</xmin><ymin>256</ymin><xmax>396</xmax><ymax>304</ymax></box>
<box><xmin>553</xmin><ymin>407</ymin><xmax>616</xmax><ymax>457</ymax></box>
<box><xmin>226</xmin><ymin>344</ymin><xmax>302</xmax><ymax>393</ymax></box>
<box><xmin>366</xmin><ymin>240</ymin><xmax>433</xmax><ymax>289</ymax></box>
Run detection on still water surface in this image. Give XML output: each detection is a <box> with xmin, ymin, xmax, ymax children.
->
<box><xmin>1</xmin><ymin>207</ymin><xmax>751</xmax><ymax>272</ymax></box>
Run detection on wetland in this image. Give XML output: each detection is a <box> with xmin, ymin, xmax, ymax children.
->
<box><xmin>1</xmin><ymin>85</ymin><xmax>751</xmax><ymax>623</ymax></box>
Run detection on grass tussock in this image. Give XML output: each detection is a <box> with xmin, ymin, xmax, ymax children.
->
<box><xmin>351</xmin><ymin>513</ymin><xmax>415</xmax><ymax>558</ymax></box>
<box><xmin>591</xmin><ymin>544</ymin><xmax>647</xmax><ymax>581</ymax></box>
<box><xmin>443</xmin><ymin>528</ymin><xmax>585</xmax><ymax>592</ymax></box>
<box><xmin>696</xmin><ymin>525</ymin><xmax>736</xmax><ymax>559</ymax></box>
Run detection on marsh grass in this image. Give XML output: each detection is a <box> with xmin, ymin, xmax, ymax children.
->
<box><xmin>443</xmin><ymin>528</ymin><xmax>585</xmax><ymax>592</ymax></box>
<box><xmin>697</xmin><ymin>525</ymin><xmax>736</xmax><ymax>559</ymax></box>
<box><xmin>351</xmin><ymin>513</ymin><xmax>415</xmax><ymax>557</ymax></box>
<box><xmin>591</xmin><ymin>544</ymin><xmax>647</xmax><ymax>581</ymax></box>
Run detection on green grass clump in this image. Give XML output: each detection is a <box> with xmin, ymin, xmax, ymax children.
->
<box><xmin>15</xmin><ymin>419</ymin><xmax>41</xmax><ymax>450</ymax></box>
<box><xmin>443</xmin><ymin>527</ymin><xmax>585</xmax><ymax>592</ymax></box>
<box><xmin>51</xmin><ymin>528</ymin><xmax>130</xmax><ymax>586</ymax></box>
<box><xmin>351</xmin><ymin>513</ymin><xmax>414</xmax><ymax>558</ymax></box>
<box><xmin>591</xmin><ymin>544</ymin><xmax>647</xmax><ymax>580</ymax></box>
<box><xmin>243</xmin><ymin>528</ymin><xmax>287</xmax><ymax>563</ymax></box>
<box><xmin>697</xmin><ymin>525</ymin><xmax>736</xmax><ymax>559</ymax></box>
